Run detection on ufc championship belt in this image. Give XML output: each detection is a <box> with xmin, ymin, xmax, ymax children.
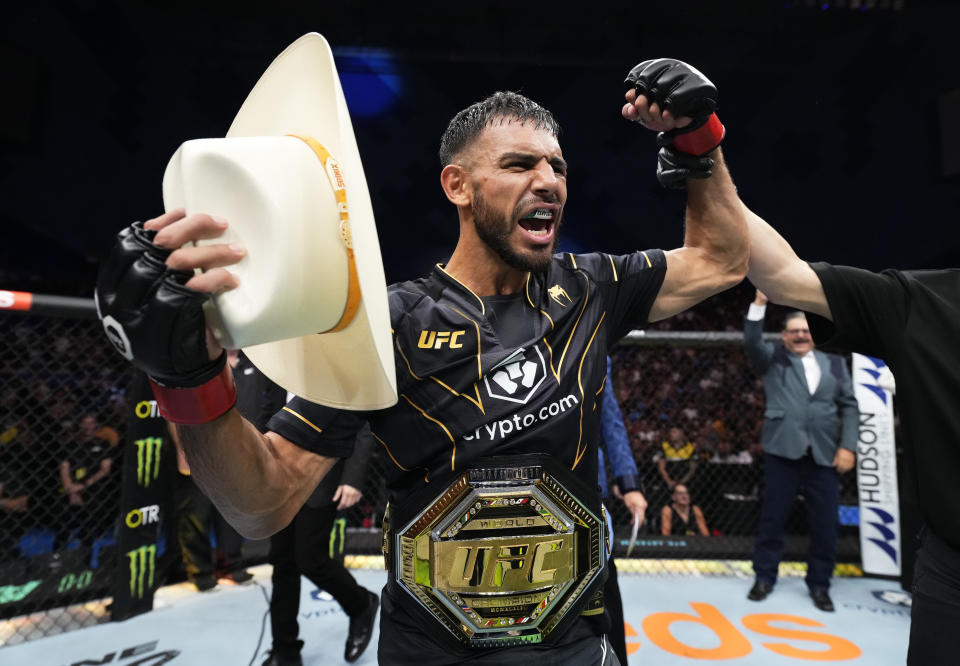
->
<box><xmin>389</xmin><ymin>455</ymin><xmax>606</xmax><ymax>648</ymax></box>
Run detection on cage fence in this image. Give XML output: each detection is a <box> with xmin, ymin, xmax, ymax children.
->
<box><xmin>1</xmin><ymin>294</ymin><xmax>871</xmax><ymax>647</ymax></box>
<box><xmin>1</xmin><ymin>309</ymin><xmax>132</xmax><ymax>644</ymax></box>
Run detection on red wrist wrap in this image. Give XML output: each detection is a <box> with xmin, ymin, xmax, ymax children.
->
<box><xmin>149</xmin><ymin>364</ymin><xmax>237</xmax><ymax>425</ymax></box>
<box><xmin>672</xmin><ymin>113</ymin><xmax>725</xmax><ymax>156</ymax></box>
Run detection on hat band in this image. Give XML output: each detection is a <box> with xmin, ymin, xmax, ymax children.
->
<box><xmin>289</xmin><ymin>134</ymin><xmax>362</xmax><ymax>333</ymax></box>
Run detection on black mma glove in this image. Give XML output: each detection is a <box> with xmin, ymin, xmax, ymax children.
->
<box><xmin>95</xmin><ymin>221</ymin><xmax>236</xmax><ymax>424</ymax></box>
<box><xmin>624</xmin><ymin>58</ymin><xmax>725</xmax><ymax>157</ymax></box>
<box><xmin>656</xmin><ymin>145</ymin><xmax>715</xmax><ymax>190</ymax></box>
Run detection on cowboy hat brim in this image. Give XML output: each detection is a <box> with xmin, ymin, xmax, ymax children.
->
<box><xmin>163</xmin><ymin>33</ymin><xmax>396</xmax><ymax>410</ymax></box>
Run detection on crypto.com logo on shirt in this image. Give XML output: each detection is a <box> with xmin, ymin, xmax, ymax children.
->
<box><xmin>466</xmin><ymin>346</ymin><xmax>578</xmax><ymax>443</ymax></box>
<box><xmin>483</xmin><ymin>347</ymin><xmax>548</xmax><ymax>405</ymax></box>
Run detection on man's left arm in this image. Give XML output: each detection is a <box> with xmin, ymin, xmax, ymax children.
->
<box><xmin>622</xmin><ymin>59</ymin><xmax>748</xmax><ymax>322</ymax></box>
<box><xmin>833</xmin><ymin>357</ymin><xmax>859</xmax><ymax>473</ymax></box>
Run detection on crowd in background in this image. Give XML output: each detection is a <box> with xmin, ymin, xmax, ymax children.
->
<box><xmin>0</xmin><ymin>286</ymin><xmax>865</xmax><ymax>570</ymax></box>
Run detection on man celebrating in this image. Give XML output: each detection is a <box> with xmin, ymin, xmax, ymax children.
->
<box><xmin>95</xmin><ymin>49</ymin><xmax>746</xmax><ymax>664</ymax></box>
<box><xmin>743</xmin><ymin>289</ymin><xmax>858</xmax><ymax>612</ymax></box>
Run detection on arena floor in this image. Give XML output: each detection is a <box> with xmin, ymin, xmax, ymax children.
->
<box><xmin>1</xmin><ymin>558</ymin><xmax>910</xmax><ymax>665</ymax></box>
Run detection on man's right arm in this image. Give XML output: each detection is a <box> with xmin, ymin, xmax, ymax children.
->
<box><xmin>743</xmin><ymin>203</ymin><xmax>831</xmax><ymax>319</ymax></box>
<box><xmin>175</xmin><ymin>413</ymin><xmax>336</xmax><ymax>539</ymax></box>
<box><xmin>95</xmin><ymin>210</ymin><xmax>338</xmax><ymax>539</ymax></box>
<box><xmin>743</xmin><ymin>290</ymin><xmax>774</xmax><ymax>371</ymax></box>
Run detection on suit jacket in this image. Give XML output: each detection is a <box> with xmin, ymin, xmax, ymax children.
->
<box><xmin>743</xmin><ymin>317</ymin><xmax>858</xmax><ymax>466</ymax></box>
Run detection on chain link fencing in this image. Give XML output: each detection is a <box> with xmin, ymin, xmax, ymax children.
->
<box><xmin>1</xmin><ymin>306</ymin><xmax>132</xmax><ymax>645</ymax></box>
<box><xmin>1</xmin><ymin>288</ymin><xmax>879</xmax><ymax>647</ymax></box>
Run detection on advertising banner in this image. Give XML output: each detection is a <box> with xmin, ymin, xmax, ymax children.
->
<box><xmin>111</xmin><ymin>372</ymin><xmax>177</xmax><ymax>621</ymax></box>
<box><xmin>851</xmin><ymin>354</ymin><xmax>901</xmax><ymax>577</ymax></box>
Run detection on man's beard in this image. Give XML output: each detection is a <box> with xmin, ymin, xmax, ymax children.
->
<box><xmin>472</xmin><ymin>191</ymin><xmax>560</xmax><ymax>273</ymax></box>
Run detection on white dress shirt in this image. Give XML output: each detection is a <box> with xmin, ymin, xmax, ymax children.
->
<box><xmin>748</xmin><ymin>303</ymin><xmax>820</xmax><ymax>394</ymax></box>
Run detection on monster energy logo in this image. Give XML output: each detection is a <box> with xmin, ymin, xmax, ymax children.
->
<box><xmin>127</xmin><ymin>544</ymin><xmax>157</xmax><ymax>599</ymax></box>
<box><xmin>134</xmin><ymin>437</ymin><xmax>162</xmax><ymax>487</ymax></box>
<box><xmin>329</xmin><ymin>517</ymin><xmax>346</xmax><ymax>559</ymax></box>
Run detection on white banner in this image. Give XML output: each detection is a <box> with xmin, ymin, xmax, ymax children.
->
<box><xmin>852</xmin><ymin>353</ymin><xmax>901</xmax><ymax>576</ymax></box>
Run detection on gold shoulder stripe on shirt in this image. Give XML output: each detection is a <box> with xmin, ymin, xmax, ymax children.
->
<box><xmin>595</xmin><ymin>371</ymin><xmax>607</xmax><ymax>397</ymax></box>
<box><xmin>549</xmin><ymin>271</ymin><xmax>590</xmax><ymax>383</ymax></box>
<box><xmin>371</xmin><ymin>431</ymin><xmax>430</xmax><ymax>483</ymax></box>
<box><xmin>593</xmin><ymin>371</ymin><xmax>608</xmax><ymax>411</ymax></box>
<box><xmin>572</xmin><ymin>312</ymin><xmax>606</xmax><ymax>471</ymax></box>
<box><xmin>607</xmin><ymin>254</ymin><xmax>619</xmax><ymax>282</ymax></box>
<box><xmin>440</xmin><ymin>303</ymin><xmax>483</xmax><ymax>381</ymax></box>
<box><xmin>281</xmin><ymin>407</ymin><xmax>323</xmax><ymax>434</ymax></box>
<box><xmin>401</xmin><ymin>394</ymin><xmax>457</xmax><ymax>470</ymax></box>
<box><xmin>568</xmin><ymin>253</ymin><xmax>578</xmax><ymax>269</ymax></box>
<box><xmin>641</xmin><ymin>251</ymin><xmax>652</xmax><ymax>268</ymax></box>
<box><xmin>437</xmin><ymin>263</ymin><xmax>485</xmax><ymax>315</ymax></box>
<box><xmin>371</xmin><ymin>431</ymin><xmax>410</xmax><ymax>470</ymax></box>
<box><xmin>525</xmin><ymin>274</ymin><xmax>556</xmax><ymax>330</ymax></box>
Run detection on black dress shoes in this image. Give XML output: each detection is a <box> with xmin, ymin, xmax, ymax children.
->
<box><xmin>261</xmin><ymin>652</ymin><xmax>303</xmax><ymax>666</ymax></box>
<box><xmin>747</xmin><ymin>580</ymin><xmax>774</xmax><ymax>601</ymax></box>
<box><xmin>345</xmin><ymin>590</ymin><xmax>379</xmax><ymax>663</ymax></box>
<box><xmin>810</xmin><ymin>587</ymin><xmax>835</xmax><ymax>612</ymax></box>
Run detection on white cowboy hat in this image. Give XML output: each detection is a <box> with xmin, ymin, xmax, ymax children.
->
<box><xmin>162</xmin><ymin>33</ymin><xmax>397</xmax><ymax>410</ymax></box>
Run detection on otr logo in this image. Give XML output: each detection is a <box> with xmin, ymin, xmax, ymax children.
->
<box><xmin>134</xmin><ymin>437</ymin><xmax>162</xmax><ymax>488</ymax></box>
<box><xmin>418</xmin><ymin>330</ymin><xmax>465</xmax><ymax>349</ymax></box>
<box><xmin>126</xmin><ymin>544</ymin><xmax>157</xmax><ymax>599</ymax></box>
<box><xmin>135</xmin><ymin>400</ymin><xmax>161</xmax><ymax>419</ymax></box>
<box><xmin>125</xmin><ymin>505</ymin><xmax>160</xmax><ymax>529</ymax></box>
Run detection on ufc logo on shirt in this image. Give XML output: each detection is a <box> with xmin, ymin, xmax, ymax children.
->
<box><xmin>418</xmin><ymin>330</ymin><xmax>465</xmax><ymax>349</ymax></box>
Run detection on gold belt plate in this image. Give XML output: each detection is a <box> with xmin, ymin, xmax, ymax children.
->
<box><xmin>393</xmin><ymin>463</ymin><xmax>604</xmax><ymax>648</ymax></box>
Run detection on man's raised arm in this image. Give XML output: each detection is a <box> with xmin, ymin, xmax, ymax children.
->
<box><xmin>95</xmin><ymin>210</ymin><xmax>335</xmax><ymax>539</ymax></box>
<box><xmin>621</xmin><ymin>59</ymin><xmax>748</xmax><ymax>322</ymax></box>
<box><xmin>742</xmin><ymin>203</ymin><xmax>832</xmax><ymax>319</ymax></box>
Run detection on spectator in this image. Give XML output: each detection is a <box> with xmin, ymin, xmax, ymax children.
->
<box><xmin>57</xmin><ymin>414</ymin><xmax>115</xmax><ymax>547</ymax></box>
<box><xmin>660</xmin><ymin>484</ymin><xmax>709</xmax><ymax>536</ymax></box>
<box><xmin>711</xmin><ymin>438</ymin><xmax>752</xmax><ymax>464</ymax></box>
<box><xmin>652</xmin><ymin>426</ymin><xmax>698</xmax><ymax>505</ymax></box>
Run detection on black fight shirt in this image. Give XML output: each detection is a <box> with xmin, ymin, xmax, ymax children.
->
<box><xmin>269</xmin><ymin>250</ymin><xmax>665</xmax><ymax>510</ymax></box>
<box><xmin>808</xmin><ymin>262</ymin><xmax>960</xmax><ymax>551</ymax></box>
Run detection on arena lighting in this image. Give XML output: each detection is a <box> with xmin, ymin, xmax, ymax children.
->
<box><xmin>333</xmin><ymin>47</ymin><xmax>403</xmax><ymax>118</ymax></box>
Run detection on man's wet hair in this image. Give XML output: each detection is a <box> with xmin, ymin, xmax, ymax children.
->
<box><xmin>438</xmin><ymin>91</ymin><xmax>560</xmax><ymax>167</ymax></box>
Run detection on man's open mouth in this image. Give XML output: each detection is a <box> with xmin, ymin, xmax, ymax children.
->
<box><xmin>518</xmin><ymin>208</ymin><xmax>556</xmax><ymax>242</ymax></box>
